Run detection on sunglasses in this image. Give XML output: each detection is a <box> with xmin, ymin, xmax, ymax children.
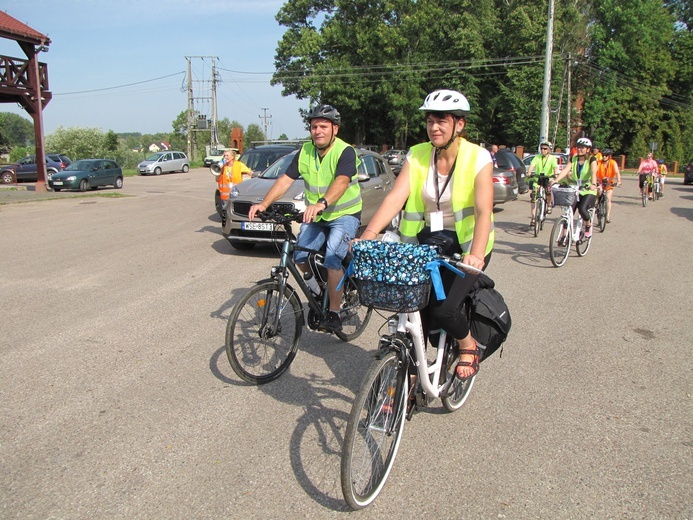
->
<box><xmin>540</xmin><ymin>147</ymin><xmax>549</xmax><ymax>151</ymax></box>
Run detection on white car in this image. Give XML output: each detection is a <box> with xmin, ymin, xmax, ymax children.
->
<box><xmin>222</xmin><ymin>148</ymin><xmax>398</xmax><ymax>250</ymax></box>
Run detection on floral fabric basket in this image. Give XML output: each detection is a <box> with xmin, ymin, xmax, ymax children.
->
<box><xmin>350</xmin><ymin>241</ymin><xmax>438</xmax><ymax>313</ymax></box>
<box><xmin>551</xmin><ymin>186</ymin><xmax>577</xmax><ymax>207</ymax></box>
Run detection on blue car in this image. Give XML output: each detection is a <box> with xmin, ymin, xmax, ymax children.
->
<box><xmin>48</xmin><ymin>159</ymin><xmax>124</xmax><ymax>192</ymax></box>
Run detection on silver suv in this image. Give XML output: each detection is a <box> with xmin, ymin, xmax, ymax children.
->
<box><xmin>137</xmin><ymin>151</ymin><xmax>189</xmax><ymax>175</ymax></box>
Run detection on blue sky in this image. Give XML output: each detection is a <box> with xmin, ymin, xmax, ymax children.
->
<box><xmin>0</xmin><ymin>0</ymin><xmax>309</xmax><ymax>140</ymax></box>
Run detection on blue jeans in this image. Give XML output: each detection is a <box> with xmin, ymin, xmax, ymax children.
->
<box><xmin>294</xmin><ymin>215</ymin><xmax>360</xmax><ymax>270</ymax></box>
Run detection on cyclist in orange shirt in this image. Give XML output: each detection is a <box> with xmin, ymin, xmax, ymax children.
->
<box><xmin>596</xmin><ymin>148</ymin><xmax>622</xmax><ymax>223</ymax></box>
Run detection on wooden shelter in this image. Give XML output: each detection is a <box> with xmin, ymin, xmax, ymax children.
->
<box><xmin>0</xmin><ymin>11</ymin><xmax>52</xmax><ymax>190</ymax></box>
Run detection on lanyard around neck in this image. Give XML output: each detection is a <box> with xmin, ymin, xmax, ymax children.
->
<box><xmin>433</xmin><ymin>150</ymin><xmax>456</xmax><ymax>211</ymax></box>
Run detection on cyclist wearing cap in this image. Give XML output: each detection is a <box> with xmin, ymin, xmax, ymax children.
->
<box><xmin>526</xmin><ymin>141</ymin><xmax>559</xmax><ymax>223</ymax></box>
<box><xmin>658</xmin><ymin>159</ymin><xmax>668</xmax><ymax>196</ymax></box>
<box><xmin>359</xmin><ymin>89</ymin><xmax>494</xmax><ymax>381</ymax></box>
<box><xmin>596</xmin><ymin>148</ymin><xmax>622</xmax><ymax>223</ymax></box>
<box><xmin>248</xmin><ymin>105</ymin><xmax>361</xmax><ymax>333</ymax></box>
<box><xmin>551</xmin><ymin>137</ymin><xmax>598</xmax><ymax>238</ymax></box>
<box><xmin>637</xmin><ymin>152</ymin><xmax>658</xmax><ymax>200</ymax></box>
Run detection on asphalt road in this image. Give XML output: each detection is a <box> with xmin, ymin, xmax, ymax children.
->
<box><xmin>1</xmin><ymin>170</ymin><xmax>691</xmax><ymax>518</ymax></box>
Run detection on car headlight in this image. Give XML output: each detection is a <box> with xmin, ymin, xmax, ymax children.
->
<box><xmin>292</xmin><ymin>192</ymin><xmax>305</xmax><ymax>201</ymax></box>
<box><xmin>66</xmin><ymin>176</ymin><xmax>76</xmax><ymax>181</ymax></box>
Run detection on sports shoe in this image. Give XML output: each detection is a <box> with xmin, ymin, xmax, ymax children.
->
<box><xmin>318</xmin><ymin>311</ymin><xmax>342</xmax><ymax>333</ymax></box>
<box><xmin>584</xmin><ymin>227</ymin><xmax>592</xmax><ymax>238</ymax></box>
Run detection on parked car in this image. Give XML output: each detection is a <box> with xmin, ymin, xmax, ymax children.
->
<box><xmin>495</xmin><ymin>149</ymin><xmax>528</xmax><ymax>194</ymax></box>
<box><xmin>222</xmin><ymin>148</ymin><xmax>397</xmax><ymax>250</ymax></box>
<box><xmin>48</xmin><ymin>159</ymin><xmax>123</xmax><ymax>192</ymax></box>
<box><xmin>137</xmin><ymin>151</ymin><xmax>189</xmax><ymax>175</ymax></box>
<box><xmin>47</xmin><ymin>153</ymin><xmax>72</xmax><ymax>170</ymax></box>
<box><xmin>0</xmin><ymin>154</ymin><xmax>63</xmax><ymax>183</ymax></box>
<box><xmin>383</xmin><ymin>149</ymin><xmax>407</xmax><ymax>165</ymax></box>
<box><xmin>492</xmin><ymin>164</ymin><xmax>519</xmax><ymax>205</ymax></box>
<box><xmin>683</xmin><ymin>160</ymin><xmax>693</xmax><ymax>185</ymax></box>
<box><xmin>238</xmin><ymin>144</ymin><xmax>300</xmax><ymax>178</ymax></box>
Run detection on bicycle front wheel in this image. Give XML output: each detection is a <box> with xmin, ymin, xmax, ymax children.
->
<box><xmin>576</xmin><ymin>231</ymin><xmax>592</xmax><ymax>256</ymax></box>
<box><xmin>335</xmin><ymin>276</ymin><xmax>373</xmax><ymax>342</ymax></box>
<box><xmin>598</xmin><ymin>198</ymin><xmax>607</xmax><ymax>232</ymax></box>
<box><xmin>226</xmin><ymin>281</ymin><xmax>303</xmax><ymax>384</ymax></box>
<box><xmin>533</xmin><ymin>200</ymin><xmax>542</xmax><ymax>237</ymax></box>
<box><xmin>441</xmin><ymin>340</ymin><xmax>476</xmax><ymax>412</ymax></box>
<box><xmin>549</xmin><ymin>217</ymin><xmax>571</xmax><ymax>267</ymax></box>
<box><xmin>642</xmin><ymin>187</ymin><xmax>648</xmax><ymax>207</ymax></box>
<box><xmin>341</xmin><ymin>349</ymin><xmax>408</xmax><ymax>510</ymax></box>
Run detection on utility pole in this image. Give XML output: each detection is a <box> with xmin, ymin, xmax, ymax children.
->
<box><xmin>184</xmin><ymin>55</ymin><xmax>219</xmax><ymax>161</ymax></box>
<box><xmin>259</xmin><ymin>108</ymin><xmax>272</xmax><ymax>144</ymax></box>
<box><xmin>566</xmin><ymin>53</ymin><xmax>572</xmax><ymax>153</ymax></box>
<box><xmin>539</xmin><ymin>0</ymin><xmax>555</xmax><ymax>148</ymax></box>
<box><xmin>186</xmin><ymin>57</ymin><xmax>193</xmax><ymax>160</ymax></box>
<box><xmin>211</xmin><ymin>57</ymin><xmax>219</xmax><ymax>149</ymax></box>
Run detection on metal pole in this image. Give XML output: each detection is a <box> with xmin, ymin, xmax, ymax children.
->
<box><xmin>566</xmin><ymin>53</ymin><xmax>571</xmax><ymax>153</ymax></box>
<box><xmin>539</xmin><ymin>0</ymin><xmax>555</xmax><ymax>147</ymax></box>
<box><xmin>186</xmin><ymin>57</ymin><xmax>193</xmax><ymax>160</ymax></box>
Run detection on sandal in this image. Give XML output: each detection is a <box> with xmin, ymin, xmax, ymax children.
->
<box><xmin>455</xmin><ymin>345</ymin><xmax>480</xmax><ymax>380</ymax></box>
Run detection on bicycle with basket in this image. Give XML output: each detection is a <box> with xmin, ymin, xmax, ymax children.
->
<box><xmin>549</xmin><ymin>185</ymin><xmax>595</xmax><ymax>267</ymax></box>
<box><xmin>340</xmin><ymin>240</ymin><xmax>511</xmax><ymax>510</ymax></box>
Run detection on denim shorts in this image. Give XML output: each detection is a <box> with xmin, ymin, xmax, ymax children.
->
<box><xmin>294</xmin><ymin>215</ymin><xmax>360</xmax><ymax>270</ymax></box>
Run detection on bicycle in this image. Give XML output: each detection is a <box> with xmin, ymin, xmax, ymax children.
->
<box><xmin>596</xmin><ymin>179</ymin><xmax>615</xmax><ymax>232</ymax></box>
<box><xmin>530</xmin><ymin>175</ymin><xmax>551</xmax><ymax>237</ymax></box>
<box><xmin>652</xmin><ymin>175</ymin><xmax>662</xmax><ymax>201</ymax></box>
<box><xmin>225</xmin><ymin>208</ymin><xmax>373</xmax><ymax>384</ymax></box>
<box><xmin>641</xmin><ymin>173</ymin><xmax>653</xmax><ymax>207</ymax></box>
<box><xmin>340</xmin><ymin>242</ymin><xmax>484</xmax><ymax>510</ymax></box>
<box><xmin>549</xmin><ymin>185</ymin><xmax>596</xmax><ymax>268</ymax></box>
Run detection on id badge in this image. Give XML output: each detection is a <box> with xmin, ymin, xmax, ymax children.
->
<box><xmin>430</xmin><ymin>211</ymin><xmax>444</xmax><ymax>232</ymax></box>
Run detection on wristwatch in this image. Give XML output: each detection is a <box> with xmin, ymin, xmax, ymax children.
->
<box><xmin>317</xmin><ymin>197</ymin><xmax>329</xmax><ymax>209</ymax></box>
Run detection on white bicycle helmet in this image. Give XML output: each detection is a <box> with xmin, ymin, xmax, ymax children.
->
<box><xmin>576</xmin><ymin>137</ymin><xmax>592</xmax><ymax>148</ymax></box>
<box><xmin>419</xmin><ymin>89</ymin><xmax>470</xmax><ymax>117</ymax></box>
<box><xmin>540</xmin><ymin>141</ymin><xmax>553</xmax><ymax>150</ymax></box>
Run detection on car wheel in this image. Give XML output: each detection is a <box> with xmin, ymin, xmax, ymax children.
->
<box><xmin>1</xmin><ymin>171</ymin><xmax>13</xmax><ymax>184</ymax></box>
<box><xmin>154</xmin><ymin>167</ymin><xmax>162</xmax><ymax>175</ymax></box>
<box><xmin>182</xmin><ymin>164</ymin><xmax>189</xmax><ymax>173</ymax></box>
<box><xmin>229</xmin><ymin>241</ymin><xmax>256</xmax><ymax>251</ymax></box>
<box><xmin>215</xmin><ymin>190</ymin><xmax>224</xmax><ymax>216</ymax></box>
<box><xmin>79</xmin><ymin>179</ymin><xmax>88</xmax><ymax>192</ymax></box>
<box><xmin>114</xmin><ymin>177</ymin><xmax>123</xmax><ymax>189</ymax></box>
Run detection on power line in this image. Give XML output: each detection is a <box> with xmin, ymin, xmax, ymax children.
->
<box><xmin>55</xmin><ymin>72</ymin><xmax>185</xmax><ymax>96</ymax></box>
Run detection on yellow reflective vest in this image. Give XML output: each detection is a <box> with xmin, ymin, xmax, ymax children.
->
<box><xmin>400</xmin><ymin>138</ymin><xmax>494</xmax><ymax>256</ymax></box>
<box><xmin>297</xmin><ymin>138</ymin><xmax>361</xmax><ymax>221</ymax></box>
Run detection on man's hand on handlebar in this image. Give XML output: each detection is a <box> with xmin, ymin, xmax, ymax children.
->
<box><xmin>247</xmin><ymin>203</ymin><xmax>267</xmax><ymax>222</ymax></box>
<box><xmin>302</xmin><ymin>202</ymin><xmax>324</xmax><ymax>223</ymax></box>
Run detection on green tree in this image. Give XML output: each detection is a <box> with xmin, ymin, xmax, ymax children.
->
<box><xmin>0</xmin><ymin>112</ymin><xmax>34</xmax><ymax>147</ymax></box>
<box><xmin>244</xmin><ymin>124</ymin><xmax>266</xmax><ymax>149</ymax></box>
<box><xmin>104</xmin><ymin>130</ymin><xmax>119</xmax><ymax>153</ymax></box>
<box><xmin>46</xmin><ymin>127</ymin><xmax>107</xmax><ymax>161</ymax></box>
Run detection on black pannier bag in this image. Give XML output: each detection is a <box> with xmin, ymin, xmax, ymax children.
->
<box><xmin>466</xmin><ymin>273</ymin><xmax>511</xmax><ymax>361</ymax></box>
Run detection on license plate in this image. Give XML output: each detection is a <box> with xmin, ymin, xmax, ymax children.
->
<box><xmin>242</xmin><ymin>222</ymin><xmax>273</xmax><ymax>231</ymax></box>
<box><xmin>53</xmin><ymin>181</ymin><xmax>63</xmax><ymax>185</ymax></box>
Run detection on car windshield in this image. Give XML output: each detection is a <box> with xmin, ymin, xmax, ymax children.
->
<box><xmin>259</xmin><ymin>153</ymin><xmax>297</xmax><ymax>180</ymax></box>
<box><xmin>66</xmin><ymin>160</ymin><xmax>94</xmax><ymax>171</ymax></box>
<box><xmin>145</xmin><ymin>153</ymin><xmax>165</xmax><ymax>161</ymax></box>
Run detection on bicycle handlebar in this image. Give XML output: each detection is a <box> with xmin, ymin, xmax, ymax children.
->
<box><xmin>257</xmin><ymin>208</ymin><xmax>304</xmax><ymax>225</ymax></box>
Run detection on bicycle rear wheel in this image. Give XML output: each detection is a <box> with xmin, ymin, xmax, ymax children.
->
<box><xmin>226</xmin><ymin>281</ymin><xmax>303</xmax><ymax>384</ymax></box>
<box><xmin>341</xmin><ymin>349</ymin><xmax>408</xmax><ymax>510</ymax></box>
<box><xmin>549</xmin><ymin>217</ymin><xmax>571</xmax><ymax>267</ymax></box>
<box><xmin>335</xmin><ymin>276</ymin><xmax>373</xmax><ymax>342</ymax></box>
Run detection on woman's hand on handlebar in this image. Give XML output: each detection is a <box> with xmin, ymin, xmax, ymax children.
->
<box><xmin>462</xmin><ymin>253</ymin><xmax>485</xmax><ymax>272</ymax></box>
<box><xmin>247</xmin><ymin>203</ymin><xmax>266</xmax><ymax>222</ymax></box>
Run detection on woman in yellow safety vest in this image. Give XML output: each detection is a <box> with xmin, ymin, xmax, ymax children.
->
<box><xmin>217</xmin><ymin>149</ymin><xmax>251</xmax><ymax>204</ymax></box>
<box><xmin>359</xmin><ymin>89</ymin><xmax>494</xmax><ymax>381</ymax></box>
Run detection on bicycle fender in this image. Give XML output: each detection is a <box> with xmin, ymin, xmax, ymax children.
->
<box><xmin>255</xmin><ymin>277</ymin><xmax>276</xmax><ymax>285</ymax></box>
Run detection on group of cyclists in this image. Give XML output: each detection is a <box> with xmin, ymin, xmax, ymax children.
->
<box><xmin>526</xmin><ymin>138</ymin><xmax>667</xmax><ymax>231</ymax></box>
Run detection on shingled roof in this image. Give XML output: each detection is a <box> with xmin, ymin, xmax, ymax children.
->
<box><xmin>0</xmin><ymin>10</ymin><xmax>51</xmax><ymax>47</ymax></box>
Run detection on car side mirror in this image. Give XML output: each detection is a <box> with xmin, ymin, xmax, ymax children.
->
<box><xmin>357</xmin><ymin>173</ymin><xmax>370</xmax><ymax>182</ymax></box>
